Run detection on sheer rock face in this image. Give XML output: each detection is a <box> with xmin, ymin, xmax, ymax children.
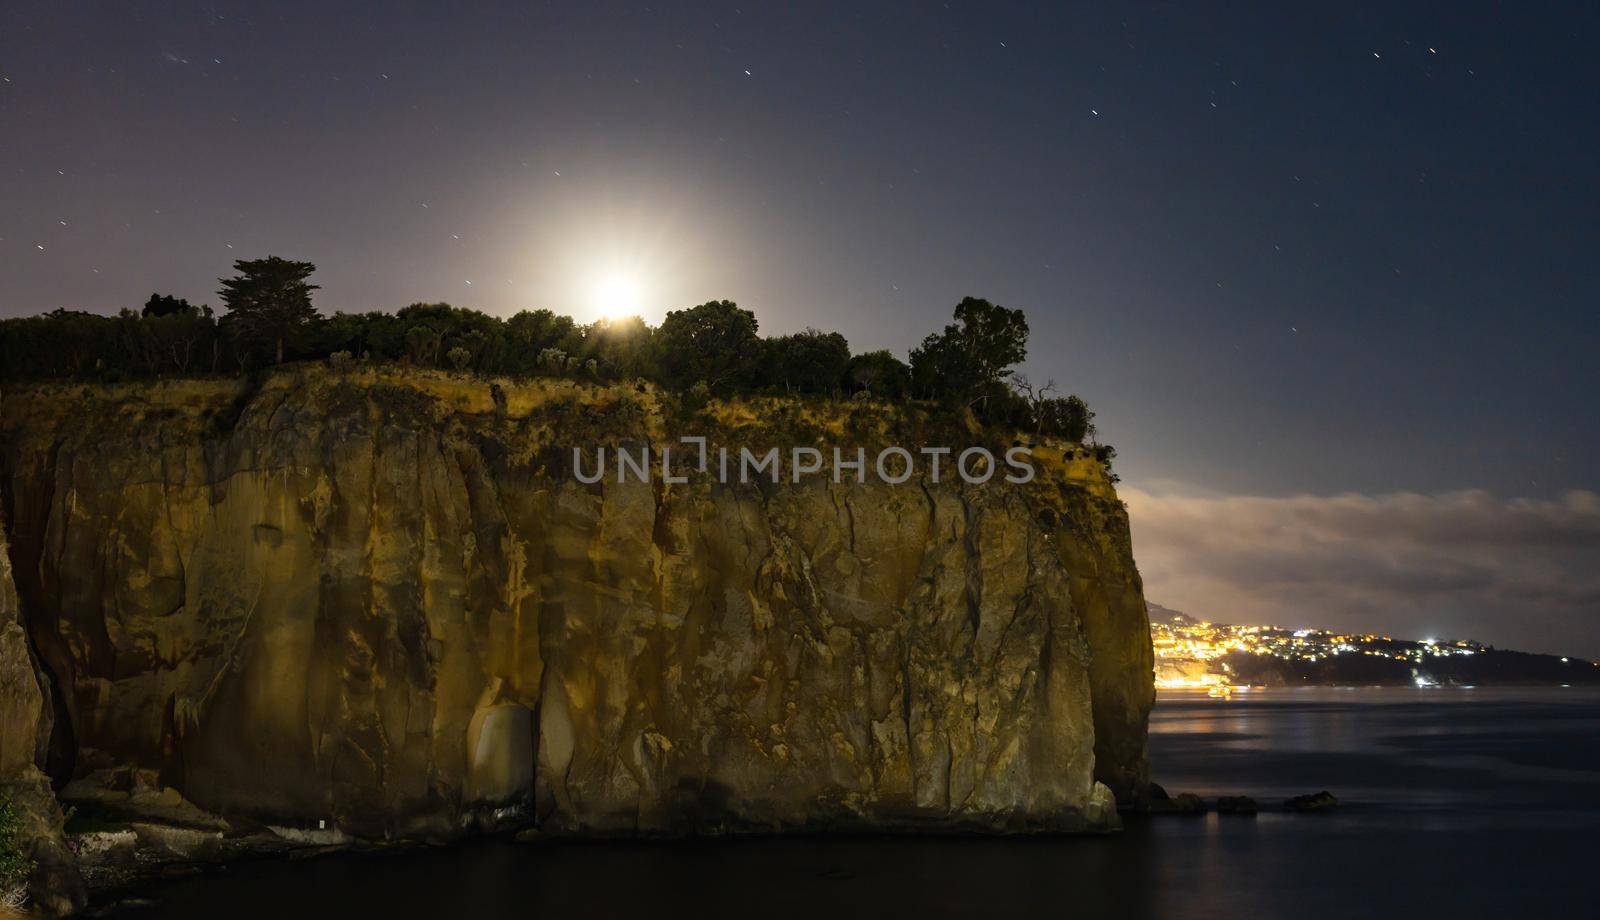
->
<box><xmin>0</xmin><ymin>371</ymin><xmax>1150</xmax><ymax>838</ymax></box>
<box><xmin>0</xmin><ymin>497</ymin><xmax>48</xmax><ymax>779</ymax></box>
<box><xmin>1</xmin><ymin>433</ymin><xmax>87</xmax><ymax>916</ymax></box>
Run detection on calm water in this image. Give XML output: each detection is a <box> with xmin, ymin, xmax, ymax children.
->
<box><xmin>125</xmin><ymin>688</ymin><xmax>1600</xmax><ymax>919</ymax></box>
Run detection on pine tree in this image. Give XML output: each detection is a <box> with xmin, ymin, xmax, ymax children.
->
<box><xmin>218</xmin><ymin>257</ymin><xmax>319</xmax><ymax>364</ymax></box>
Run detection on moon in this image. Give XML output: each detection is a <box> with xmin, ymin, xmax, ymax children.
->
<box><xmin>592</xmin><ymin>272</ymin><xmax>644</xmax><ymax>321</ymax></box>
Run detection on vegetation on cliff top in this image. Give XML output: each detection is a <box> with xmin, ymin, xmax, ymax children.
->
<box><xmin>0</xmin><ymin>256</ymin><xmax>1107</xmax><ymax>455</ymax></box>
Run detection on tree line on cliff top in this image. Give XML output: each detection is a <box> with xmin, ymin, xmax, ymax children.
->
<box><xmin>0</xmin><ymin>256</ymin><xmax>1102</xmax><ymax>444</ymax></box>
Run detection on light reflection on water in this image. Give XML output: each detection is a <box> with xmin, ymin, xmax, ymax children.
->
<box><xmin>1152</xmin><ymin>686</ymin><xmax>1600</xmax><ymax>810</ymax></box>
<box><xmin>126</xmin><ymin>687</ymin><xmax>1600</xmax><ymax>919</ymax></box>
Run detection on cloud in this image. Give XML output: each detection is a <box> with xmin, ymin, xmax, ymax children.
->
<box><xmin>1121</xmin><ymin>487</ymin><xmax>1600</xmax><ymax>657</ymax></box>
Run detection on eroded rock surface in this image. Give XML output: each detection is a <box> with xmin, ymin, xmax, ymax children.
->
<box><xmin>1</xmin><ymin>433</ymin><xmax>87</xmax><ymax>916</ymax></box>
<box><xmin>0</xmin><ymin>499</ymin><xmax>48</xmax><ymax>779</ymax></box>
<box><xmin>0</xmin><ymin>370</ymin><xmax>1151</xmax><ymax>840</ymax></box>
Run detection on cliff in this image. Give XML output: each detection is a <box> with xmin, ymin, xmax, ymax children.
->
<box><xmin>0</xmin><ymin>414</ymin><xmax>85</xmax><ymax>915</ymax></box>
<box><xmin>0</xmin><ymin>479</ymin><xmax>46</xmax><ymax>783</ymax></box>
<box><xmin>0</xmin><ymin>368</ymin><xmax>1151</xmax><ymax>843</ymax></box>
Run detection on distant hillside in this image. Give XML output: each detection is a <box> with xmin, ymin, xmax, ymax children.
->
<box><xmin>1145</xmin><ymin>602</ymin><xmax>1196</xmax><ymax>628</ymax></box>
<box><xmin>1149</xmin><ymin>602</ymin><xmax>1600</xmax><ymax>688</ymax></box>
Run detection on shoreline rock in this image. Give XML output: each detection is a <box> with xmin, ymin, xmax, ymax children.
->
<box><xmin>1284</xmin><ymin>791</ymin><xmax>1339</xmax><ymax>813</ymax></box>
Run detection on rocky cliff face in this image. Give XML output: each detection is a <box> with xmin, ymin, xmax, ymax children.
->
<box><xmin>0</xmin><ymin>369</ymin><xmax>1151</xmax><ymax>840</ymax></box>
<box><xmin>1</xmin><ymin>416</ymin><xmax>86</xmax><ymax>915</ymax></box>
<box><xmin>0</xmin><ymin>489</ymin><xmax>46</xmax><ymax>782</ymax></box>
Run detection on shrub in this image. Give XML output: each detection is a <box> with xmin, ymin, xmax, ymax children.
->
<box><xmin>0</xmin><ymin>795</ymin><xmax>34</xmax><ymax>908</ymax></box>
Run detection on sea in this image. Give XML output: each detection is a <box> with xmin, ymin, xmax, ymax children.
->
<box><xmin>122</xmin><ymin>687</ymin><xmax>1600</xmax><ymax>919</ymax></box>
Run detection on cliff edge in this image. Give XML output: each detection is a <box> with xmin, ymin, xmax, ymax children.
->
<box><xmin>0</xmin><ymin>368</ymin><xmax>1151</xmax><ymax>842</ymax></box>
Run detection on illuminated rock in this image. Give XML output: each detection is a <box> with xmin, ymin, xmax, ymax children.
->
<box><xmin>0</xmin><ymin>422</ymin><xmax>87</xmax><ymax>915</ymax></box>
<box><xmin>0</xmin><ymin>370</ymin><xmax>1152</xmax><ymax>838</ymax></box>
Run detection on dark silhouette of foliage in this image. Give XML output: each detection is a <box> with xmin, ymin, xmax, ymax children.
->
<box><xmin>218</xmin><ymin>256</ymin><xmax>319</xmax><ymax>364</ymax></box>
<box><xmin>2</xmin><ymin>309</ymin><xmax>118</xmax><ymax>377</ymax></box>
<box><xmin>1010</xmin><ymin>376</ymin><xmax>1093</xmax><ymax>441</ymax></box>
<box><xmin>316</xmin><ymin>310</ymin><xmax>403</xmax><ymax>363</ymax></box>
<box><xmin>142</xmin><ymin>293</ymin><xmax>198</xmax><ymax>317</ymax></box>
<box><xmin>579</xmin><ymin>316</ymin><xmax>654</xmax><ymax>379</ymax></box>
<box><xmin>656</xmin><ymin>300</ymin><xmax>761</xmax><ymax>391</ymax></box>
<box><xmin>1037</xmin><ymin>394</ymin><xmax>1095</xmax><ymax>442</ymax></box>
<box><xmin>404</xmin><ymin>323</ymin><xmax>443</xmax><ymax>366</ymax></box>
<box><xmin>844</xmin><ymin>350</ymin><xmax>911</xmax><ymax>398</ymax></box>
<box><xmin>909</xmin><ymin>296</ymin><xmax>1028</xmax><ymax>405</ymax></box>
<box><xmin>504</xmin><ymin>309</ymin><xmax>581</xmax><ymax>371</ymax></box>
<box><xmin>763</xmin><ymin>328</ymin><xmax>850</xmax><ymax>394</ymax></box>
<box><xmin>972</xmin><ymin>380</ymin><xmax>1034</xmax><ymax>430</ymax></box>
<box><xmin>1093</xmin><ymin>443</ymin><xmax>1119</xmax><ymax>481</ymax></box>
<box><xmin>121</xmin><ymin>302</ymin><xmax>218</xmax><ymax>375</ymax></box>
<box><xmin>0</xmin><ymin>262</ymin><xmax>1107</xmax><ymax>460</ymax></box>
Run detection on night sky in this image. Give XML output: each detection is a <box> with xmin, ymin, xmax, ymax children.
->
<box><xmin>3</xmin><ymin>2</ymin><xmax>1597</xmax><ymax>653</ymax></box>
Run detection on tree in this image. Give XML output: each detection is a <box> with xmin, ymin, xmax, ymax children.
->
<box><xmin>404</xmin><ymin>324</ymin><xmax>443</xmax><ymax>366</ymax></box>
<box><xmin>951</xmin><ymin>296</ymin><xmax>1028</xmax><ymax>384</ymax></box>
<box><xmin>217</xmin><ymin>257</ymin><xmax>319</xmax><ymax>364</ymax></box>
<box><xmin>844</xmin><ymin>350</ymin><xmax>911</xmax><ymax>398</ymax></box>
<box><xmin>41</xmin><ymin>310</ymin><xmax>115</xmax><ymax>377</ymax></box>
<box><xmin>501</xmin><ymin>309</ymin><xmax>580</xmax><ymax>375</ymax></box>
<box><xmin>909</xmin><ymin>329</ymin><xmax>969</xmax><ymax>399</ymax></box>
<box><xmin>763</xmin><ymin>328</ymin><xmax>850</xmax><ymax>394</ymax></box>
<box><xmin>119</xmin><ymin>302</ymin><xmax>216</xmax><ymax>375</ymax></box>
<box><xmin>1012</xmin><ymin>375</ymin><xmax>1052</xmax><ymax>430</ymax></box>
<box><xmin>449</xmin><ymin>330</ymin><xmax>488</xmax><ymax>370</ymax></box>
<box><xmin>142</xmin><ymin>293</ymin><xmax>197</xmax><ymax>317</ymax></box>
<box><xmin>580</xmin><ymin>315</ymin><xmax>655</xmax><ymax>379</ymax></box>
<box><xmin>316</xmin><ymin>311</ymin><xmax>406</xmax><ymax>362</ymax></box>
<box><xmin>1036</xmin><ymin>394</ymin><xmax>1095</xmax><ymax>442</ymax></box>
<box><xmin>1010</xmin><ymin>374</ymin><xmax>1064</xmax><ymax>437</ymax></box>
<box><xmin>656</xmin><ymin>300</ymin><xmax>761</xmax><ymax>391</ymax></box>
<box><xmin>909</xmin><ymin>296</ymin><xmax>1028</xmax><ymax>406</ymax></box>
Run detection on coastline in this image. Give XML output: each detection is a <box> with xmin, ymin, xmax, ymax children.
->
<box><xmin>85</xmin><ymin>686</ymin><xmax>1600</xmax><ymax>919</ymax></box>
